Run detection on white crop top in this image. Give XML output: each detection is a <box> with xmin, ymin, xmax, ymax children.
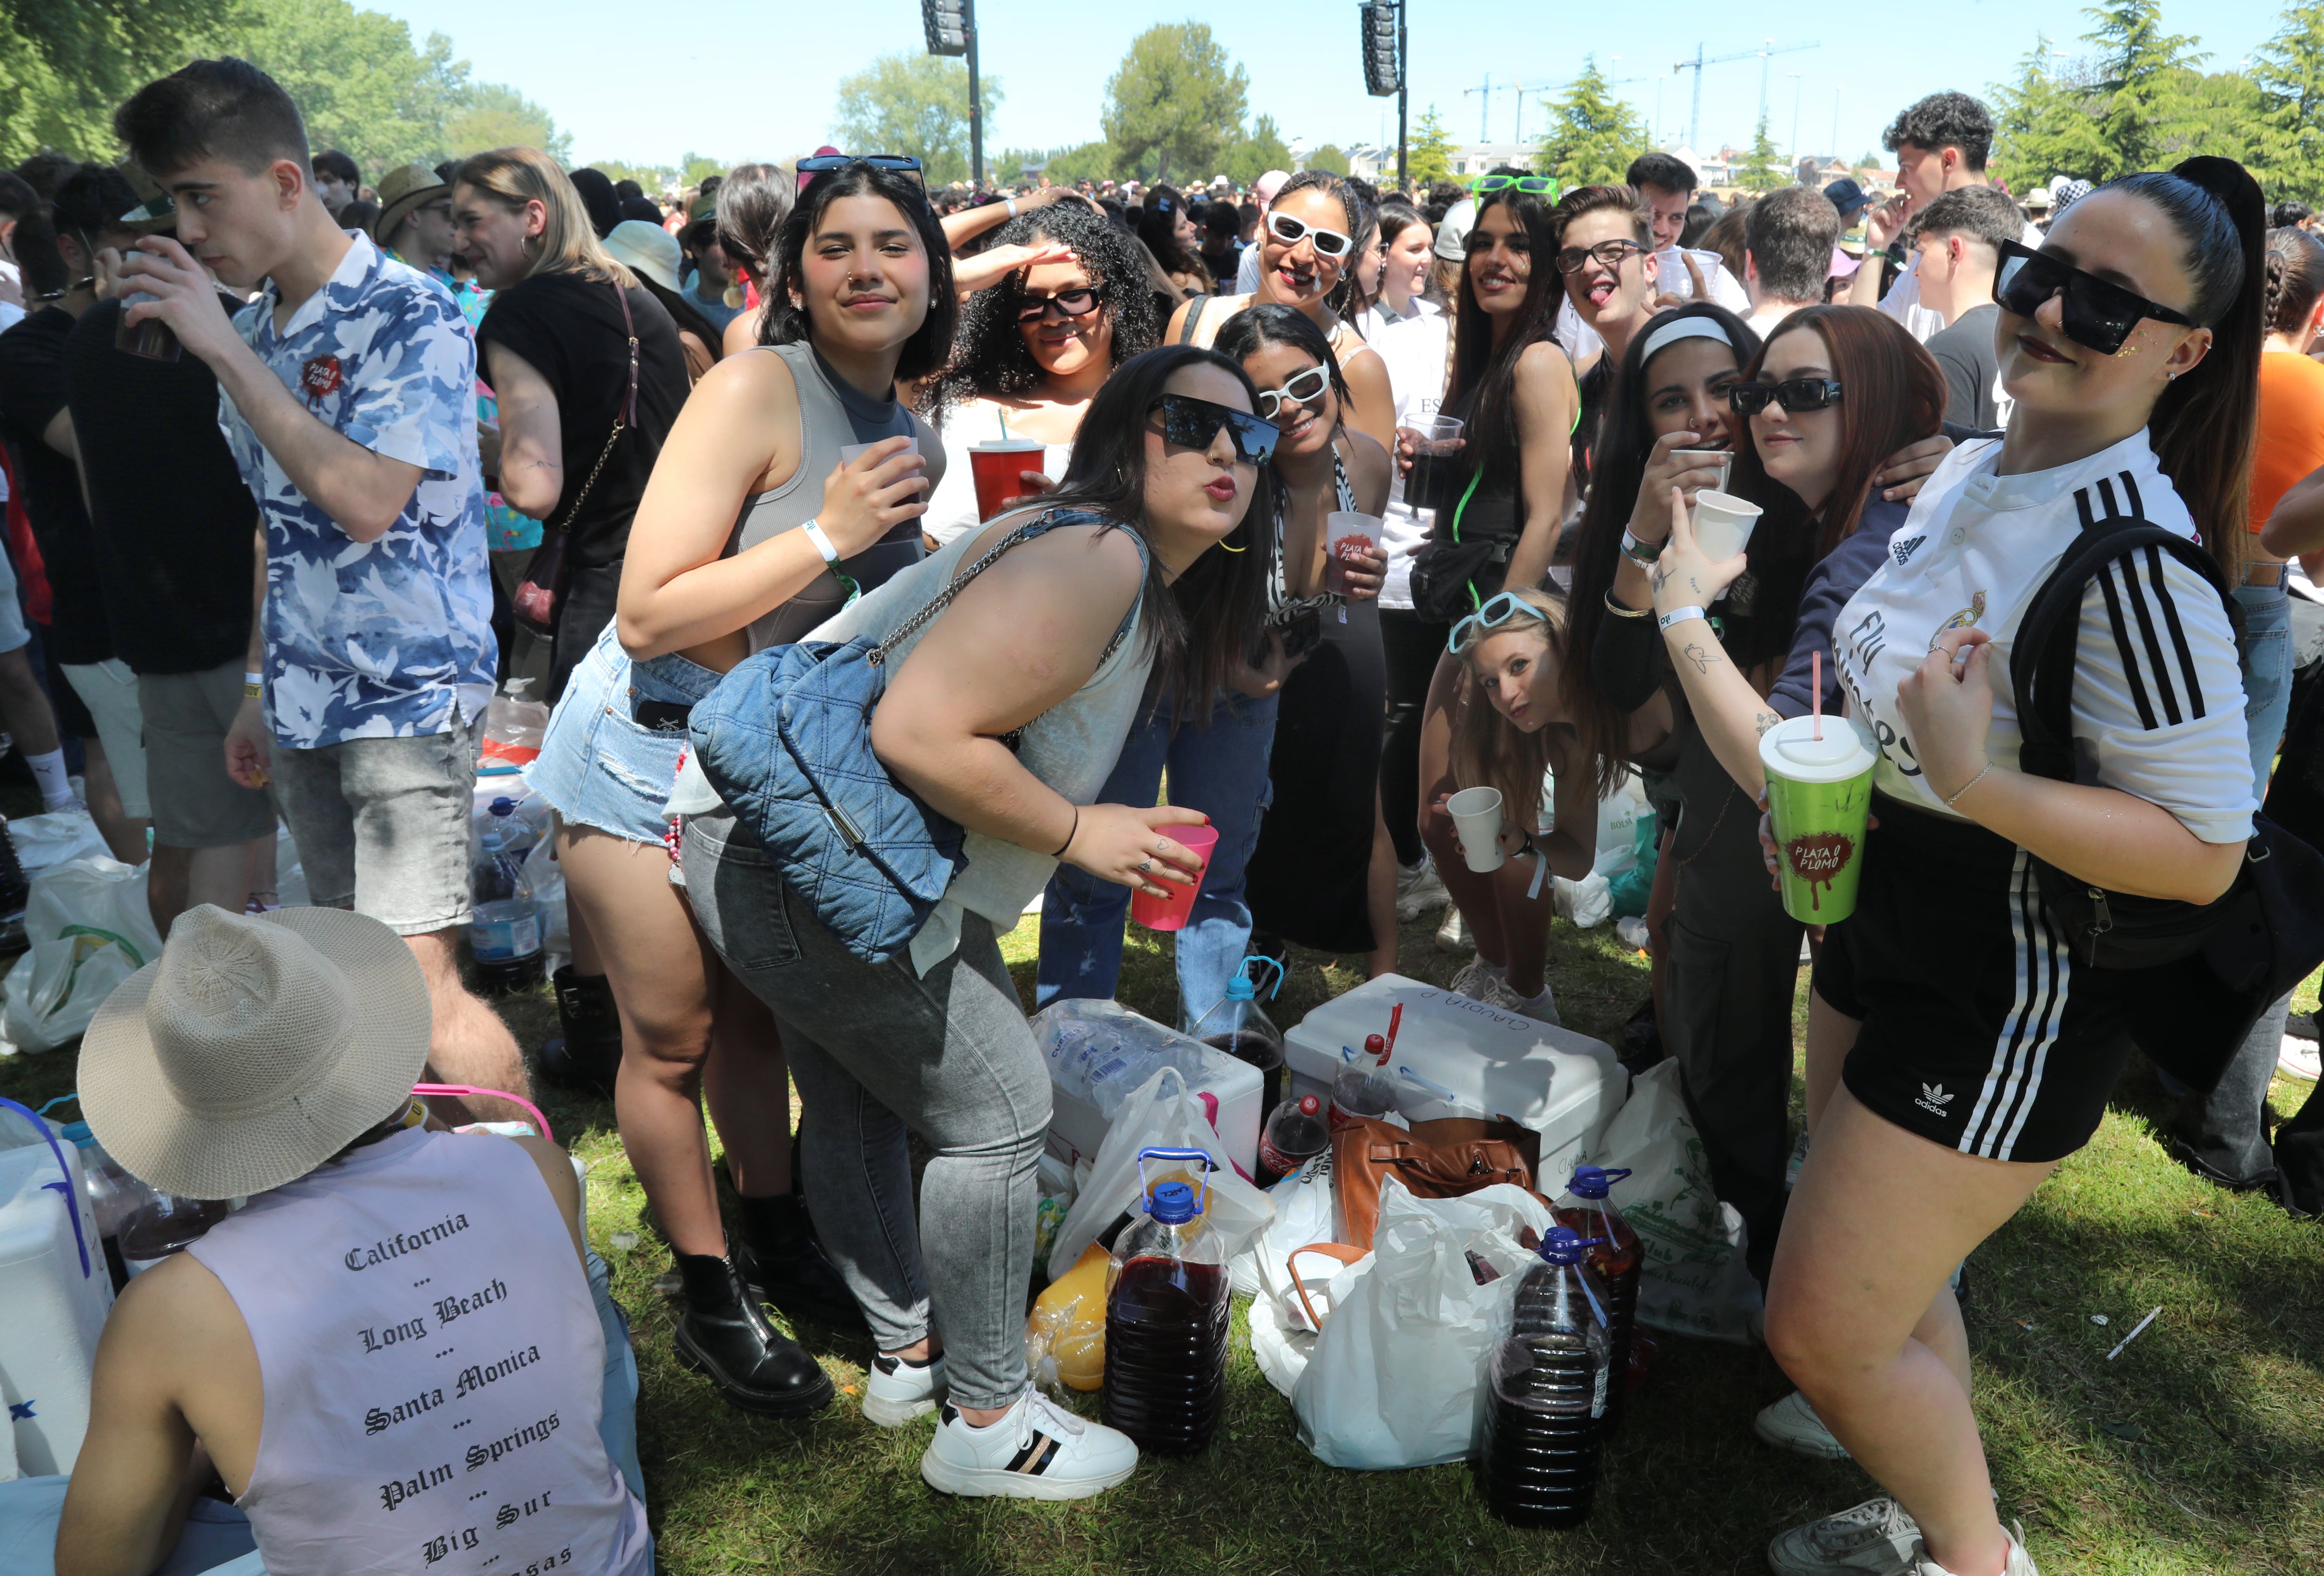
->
<box><xmin>1831</xmin><ymin>433</ymin><xmax>2256</xmax><ymax>845</ymax></box>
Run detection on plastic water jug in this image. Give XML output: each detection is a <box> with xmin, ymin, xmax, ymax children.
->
<box><xmin>469</xmin><ymin>798</ymin><xmax>542</xmax><ymax>991</ymax></box>
<box><xmin>479</xmin><ymin>679</ymin><xmax>549</xmax><ymax>773</ymax></box>
<box><xmin>1191</xmin><ymin>954</ymin><xmax>1286</xmax><ymax>1114</ymax></box>
<box><xmin>1102</xmin><ymin>1147</ymin><xmax>1229</xmax><ymax>1455</ymax></box>
<box><xmin>0</xmin><ymin>1097</ymin><xmax>112</xmax><ymax>1475</ymax></box>
<box><xmin>1481</xmin><ymin>1225</ymin><xmax>1611</xmax><ymax>1528</ymax></box>
<box><xmin>1554</xmin><ymin>1164</ymin><xmax>1641</xmax><ymax>1431</ymax></box>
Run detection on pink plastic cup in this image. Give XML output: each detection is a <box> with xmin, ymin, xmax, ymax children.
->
<box><xmin>1127</xmin><ymin>823</ymin><xmax>1222</xmax><ymax>931</ymax></box>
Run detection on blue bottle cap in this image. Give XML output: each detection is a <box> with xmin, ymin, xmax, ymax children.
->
<box><xmin>1536</xmin><ymin>1225</ymin><xmax>1604</xmax><ymax>1264</ymax></box>
<box><xmin>1567</xmin><ymin>1165</ymin><xmax>1632</xmax><ymax>1199</ymax></box>
<box><xmin>61</xmin><ymin>1120</ymin><xmax>94</xmax><ymax>1148</ymax></box>
<box><xmin>1223</xmin><ymin>974</ymin><xmax>1254</xmax><ymax>1002</ymax></box>
<box><xmin>1147</xmin><ymin>1180</ymin><xmax>1202</xmax><ymax>1224</ymax></box>
<box><xmin>490</xmin><ymin>797</ymin><xmax>517</xmax><ymax>816</ymax></box>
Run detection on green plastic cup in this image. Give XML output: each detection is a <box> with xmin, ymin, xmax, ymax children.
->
<box><xmin>1759</xmin><ymin>715</ymin><xmax>1879</xmax><ymax>924</ymax></box>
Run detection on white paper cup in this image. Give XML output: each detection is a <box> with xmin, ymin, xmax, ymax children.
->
<box><xmin>1446</xmin><ymin>786</ymin><xmax>1505</xmax><ymax>873</ymax></box>
<box><xmin>1671</xmin><ymin>449</ymin><xmax>1732</xmax><ymax>495</ymax></box>
<box><xmin>1690</xmin><ymin>488</ymin><xmax>1763</xmax><ymax>562</ymax></box>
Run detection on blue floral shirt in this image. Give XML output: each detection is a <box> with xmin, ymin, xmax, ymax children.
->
<box><xmin>220</xmin><ymin>233</ymin><xmax>499</xmax><ymax>748</ymax></box>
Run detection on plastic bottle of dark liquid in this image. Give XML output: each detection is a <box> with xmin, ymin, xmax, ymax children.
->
<box><xmin>118</xmin><ymin>1191</ymin><xmax>230</xmax><ymax>1277</ymax></box>
<box><xmin>1192</xmin><ymin>954</ymin><xmax>1285</xmax><ymax>1114</ymax></box>
<box><xmin>1255</xmin><ymin>1094</ymin><xmax>1328</xmax><ymax>1186</ymax></box>
<box><xmin>1553</xmin><ymin>1164</ymin><xmax>1640</xmax><ymax>1431</ymax></box>
<box><xmin>1480</xmin><ymin>1225</ymin><xmax>1611</xmax><ymax>1528</ymax></box>
<box><xmin>1102</xmin><ymin>1148</ymin><xmax>1230</xmax><ymax>1455</ymax></box>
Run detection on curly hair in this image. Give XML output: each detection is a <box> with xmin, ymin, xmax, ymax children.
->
<box><xmin>921</xmin><ymin>200</ymin><xmax>1160</xmax><ymax>424</ymax></box>
<box><xmin>1881</xmin><ymin>90</ymin><xmax>1995</xmax><ymax>171</ymax></box>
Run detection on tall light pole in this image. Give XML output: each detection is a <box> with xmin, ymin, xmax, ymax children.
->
<box><xmin>1360</xmin><ymin>1</ymin><xmax>1407</xmax><ymax>187</ymax></box>
<box><xmin>921</xmin><ymin>0</ymin><xmax>981</xmax><ymax>185</ymax></box>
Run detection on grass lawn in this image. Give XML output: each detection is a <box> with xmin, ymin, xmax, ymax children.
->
<box><xmin>6</xmin><ymin>897</ymin><xmax>2319</xmax><ymax>1574</ymax></box>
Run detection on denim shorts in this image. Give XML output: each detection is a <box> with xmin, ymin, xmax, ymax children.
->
<box><xmin>271</xmin><ymin>711</ymin><xmax>480</xmax><ymax>936</ymax></box>
<box><xmin>528</xmin><ymin>621</ymin><xmax>723</xmax><ymax>846</ymax></box>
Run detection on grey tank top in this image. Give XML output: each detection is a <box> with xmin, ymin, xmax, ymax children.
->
<box><xmin>727</xmin><ymin>342</ymin><xmax>947</xmax><ymax>652</ymax></box>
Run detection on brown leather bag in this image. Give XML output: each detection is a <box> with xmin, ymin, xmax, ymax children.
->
<box><xmin>1330</xmin><ymin>1115</ymin><xmax>1547</xmax><ymax>1251</ymax></box>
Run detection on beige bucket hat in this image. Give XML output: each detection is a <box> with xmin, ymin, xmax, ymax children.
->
<box><xmin>79</xmin><ymin>905</ymin><xmax>432</xmax><ymax>1200</ymax></box>
<box><xmin>371</xmin><ymin>162</ymin><xmax>451</xmax><ymax>247</ymax></box>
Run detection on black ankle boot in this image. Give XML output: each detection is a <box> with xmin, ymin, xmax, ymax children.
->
<box><xmin>536</xmin><ymin>966</ymin><xmax>621</xmax><ymax>1097</ymax></box>
<box><xmin>670</xmin><ymin>1252</ymin><xmax>833</xmax><ymax>1418</ymax></box>
<box><xmin>733</xmin><ymin>1192</ymin><xmax>867</xmax><ymax>1332</ymax></box>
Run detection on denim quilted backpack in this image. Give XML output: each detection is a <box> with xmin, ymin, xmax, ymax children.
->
<box><xmin>688</xmin><ymin>508</ymin><xmax>1138</xmax><ymax>965</ymax></box>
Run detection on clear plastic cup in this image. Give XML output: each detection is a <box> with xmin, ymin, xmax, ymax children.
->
<box><xmin>1324</xmin><ymin>511</ymin><xmax>1383</xmax><ymax>594</ymax></box>
<box><xmin>1400</xmin><ymin>415</ymin><xmax>1466</xmax><ymax>511</ymax></box>
<box><xmin>1446</xmin><ymin>786</ymin><xmax>1505</xmax><ymax>873</ymax></box>
<box><xmin>1127</xmin><ymin>824</ymin><xmax>1222</xmax><ymax>931</ymax></box>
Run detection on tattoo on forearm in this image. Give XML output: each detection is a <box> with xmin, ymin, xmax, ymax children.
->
<box><xmin>1681</xmin><ymin>643</ymin><xmax>1715</xmax><ymax>673</ymax></box>
<box><xmin>1754</xmin><ymin>711</ymin><xmax>1780</xmax><ymax>736</ymax></box>
<box><xmin>1649</xmin><ymin>562</ymin><xmax>1670</xmax><ymax>594</ymax></box>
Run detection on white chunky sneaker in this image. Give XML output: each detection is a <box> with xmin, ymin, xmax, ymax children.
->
<box><xmin>2281</xmin><ymin>1036</ymin><xmax>2321</xmax><ymax>1082</ymax></box>
<box><xmin>1766</xmin><ymin>1496</ymin><xmax>1921</xmax><ymax>1575</ymax></box>
<box><xmin>1395</xmin><ymin>856</ymin><xmax>1451</xmax><ymax>919</ymax></box>
<box><xmin>1756</xmin><ymin>1388</ymin><xmax>1851</xmax><ymax>1460</ymax></box>
<box><xmin>1447</xmin><ymin>957</ymin><xmax>1501</xmax><ymax>1002</ymax></box>
<box><xmin>1436</xmin><ymin>905</ymin><xmax>1472</xmax><ymax>954</ymax></box>
<box><xmin>1912</xmin><ymin>1526</ymin><xmax>2038</xmax><ymax>1576</ymax></box>
<box><xmin>862</xmin><ymin>1350</ymin><xmax>946</xmax><ymax>1426</ymax></box>
<box><xmin>919</xmin><ymin>1388</ymin><xmax>1138</xmax><ymax>1501</ymax></box>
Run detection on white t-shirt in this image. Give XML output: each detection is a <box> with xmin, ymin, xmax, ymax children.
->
<box><xmin>1235</xmin><ymin>243</ymin><xmax>1265</xmax><ymax>296</ymax></box>
<box><xmin>1558</xmin><ymin>249</ymin><xmax>1748</xmax><ymax>363</ymax></box>
<box><xmin>1357</xmin><ymin>297</ymin><xmax>1452</xmax><ymax>610</ymax></box>
<box><xmin>1832</xmin><ymin>433</ymin><xmax>2255</xmax><ymax>844</ymax></box>
<box><xmin>924</xmin><ymin>400</ymin><xmax>1072</xmax><ymax>547</ymax></box>
<box><xmin>1877</xmin><ymin>218</ymin><xmax>2048</xmax><ymax>342</ymax></box>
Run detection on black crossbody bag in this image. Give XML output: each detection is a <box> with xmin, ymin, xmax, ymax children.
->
<box><xmin>2008</xmin><ymin>513</ymin><xmax>2324</xmax><ymax>1090</ymax></box>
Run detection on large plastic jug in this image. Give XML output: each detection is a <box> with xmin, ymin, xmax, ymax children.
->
<box><xmin>468</xmin><ymin>799</ymin><xmax>543</xmax><ymax>991</ymax></box>
<box><xmin>0</xmin><ymin>1097</ymin><xmax>112</xmax><ymax>1475</ymax></box>
<box><xmin>1190</xmin><ymin>954</ymin><xmax>1285</xmax><ymax>1112</ymax></box>
<box><xmin>1483</xmin><ymin>1225</ymin><xmax>1612</xmax><ymax>1528</ymax></box>
<box><xmin>1102</xmin><ymin>1147</ymin><xmax>1229</xmax><ymax>1455</ymax></box>
<box><xmin>1553</xmin><ymin>1164</ymin><xmax>1640</xmax><ymax>1431</ymax></box>
<box><xmin>479</xmin><ymin>679</ymin><xmax>549</xmax><ymax>773</ymax></box>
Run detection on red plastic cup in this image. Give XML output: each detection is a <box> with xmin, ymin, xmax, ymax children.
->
<box><xmin>969</xmin><ymin>439</ymin><xmax>1047</xmax><ymax>520</ymax></box>
<box><xmin>1127</xmin><ymin>823</ymin><xmax>1221</xmax><ymax>931</ymax></box>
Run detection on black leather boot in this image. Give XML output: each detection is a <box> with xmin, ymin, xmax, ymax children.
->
<box><xmin>670</xmin><ymin>1252</ymin><xmax>833</xmax><ymax>1418</ymax></box>
<box><xmin>535</xmin><ymin>965</ymin><xmax>621</xmax><ymax>1097</ymax></box>
<box><xmin>733</xmin><ymin>1191</ymin><xmax>867</xmax><ymax>1332</ymax></box>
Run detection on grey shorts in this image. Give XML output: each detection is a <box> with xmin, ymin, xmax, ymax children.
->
<box><xmin>140</xmin><ymin>660</ymin><xmax>277</xmax><ymax>850</ymax></box>
<box><xmin>271</xmin><ymin>711</ymin><xmax>480</xmax><ymax>935</ymax></box>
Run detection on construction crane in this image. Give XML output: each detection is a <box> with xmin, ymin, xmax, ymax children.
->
<box><xmin>1671</xmin><ymin>39</ymin><xmax>1818</xmax><ymax>155</ymax></box>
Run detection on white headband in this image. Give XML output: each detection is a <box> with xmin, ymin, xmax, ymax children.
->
<box><xmin>1639</xmin><ymin>316</ymin><xmax>1740</xmax><ymax>367</ymax></box>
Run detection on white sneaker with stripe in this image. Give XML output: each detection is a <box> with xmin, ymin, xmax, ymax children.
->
<box><xmin>919</xmin><ymin>1388</ymin><xmax>1138</xmax><ymax>1500</ymax></box>
<box><xmin>862</xmin><ymin>1350</ymin><xmax>946</xmax><ymax>1426</ymax></box>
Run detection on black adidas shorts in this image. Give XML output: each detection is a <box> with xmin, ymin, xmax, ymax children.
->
<box><xmin>1812</xmin><ymin>795</ymin><xmax>2139</xmax><ymax>1164</ymax></box>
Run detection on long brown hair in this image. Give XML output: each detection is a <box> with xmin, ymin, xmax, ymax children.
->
<box><xmin>454</xmin><ymin>146</ymin><xmax>632</xmax><ymax>288</ymax></box>
<box><xmin>1451</xmin><ymin>185</ymin><xmax>1565</xmax><ymax>492</ymax></box>
<box><xmin>1449</xmin><ymin>588</ymin><xmax>1569</xmax><ymax>831</ymax></box>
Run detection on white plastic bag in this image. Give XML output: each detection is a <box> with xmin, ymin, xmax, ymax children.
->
<box><xmin>6</xmin><ymin>811</ymin><xmax>109</xmax><ymax>882</ymax></box>
<box><xmin>1290</xmin><ymin>1177</ymin><xmax>1553</xmax><ymax>1470</ymax></box>
<box><xmin>1045</xmin><ymin>1066</ymin><xmax>1274</xmax><ymax>1281</ymax></box>
<box><xmin>1228</xmin><ymin>1145</ymin><xmax>1338</xmax><ymax>1297</ymax></box>
<box><xmin>1553</xmin><ymin>870</ymin><xmax>1612</xmax><ymax>928</ymax></box>
<box><xmin>0</xmin><ymin>857</ymin><xmax>163</xmax><ymax>1055</ymax></box>
<box><xmin>1596</xmin><ymin>1060</ymin><xmax>1762</xmax><ymax>1345</ymax></box>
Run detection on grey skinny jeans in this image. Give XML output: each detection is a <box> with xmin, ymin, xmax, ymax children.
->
<box><xmin>680</xmin><ymin>804</ymin><xmax>1049</xmax><ymax>1409</ymax></box>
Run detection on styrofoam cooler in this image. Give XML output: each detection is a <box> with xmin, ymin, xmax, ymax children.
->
<box><xmin>0</xmin><ymin>1127</ymin><xmax>114</xmax><ymax>1475</ymax></box>
<box><xmin>1282</xmin><ymin>974</ymin><xmax>1628</xmax><ymax>1180</ymax></box>
<box><xmin>1033</xmin><ymin>999</ymin><xmax>1265</xmax><ymax>1178</ymax></box>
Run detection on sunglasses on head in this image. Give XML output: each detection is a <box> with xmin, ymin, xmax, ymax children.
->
<box><xmin>1015</xmin><ymin>283</ymin><xmax>1107</xmax><ymax>323</ymax></box>
<box><xmin>1448</xmin><ymin>590</ymin><xmax>1554</xmax><ymax>654</ymax></box>
<box><xmin>1728</xmin><ymin>377</ymin><xmax>1844</xmax><ymax>415</ymax></box>
<box><xmin>795</xmin><ymin>153</ymin><xmax>925</xmax><ymax>195</ymax></box>
<box><xmin>1264</xmin><ymin>211</ymin><xmax>1353</xmax><ymax>259</ymax></box>
<box><xmin>1555</xmin><ymin>238</ymin><xmax>1648</xmax><ymax>275</ymax></box>
<box><xmin>1149</xmin><ymin>393</ymin><xmax>1280</xmax><ymax>465</ymax></box>
<box><xmin>1256</xmin><ymin>364</ymin><xmax>1332</xmax><ymax>422</ymax></box>
<box><xmin>1472</xmin><ymin>174</ymin><xmax>1558</xmax><ymax>196</ymax></box>
<box><xmin>1991</xmin><ymin>239</ymin><xmax>2198</xmax><ymax>356</ymax></box>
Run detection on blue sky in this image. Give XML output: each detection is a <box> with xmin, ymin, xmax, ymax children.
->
<box><xmin>376</xmin><ymin>0</ymin><xmax>2292</xmax><ymax>172</ymax></box>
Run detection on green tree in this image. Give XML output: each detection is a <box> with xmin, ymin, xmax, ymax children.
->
<box><xmin>0</xmin><ymin>0</ymin><xmax>232</xmax><ymax>164</ymax></box>
<box><xmin>593</xmin><ymin>160</ymin><xmax>679</xmax><ymax>193</ymax></box>
<box><xmin>1406</xmin><ymin>105</ymin><xmax>1458</xmax><ymax>186</ymax></box>
<box><xmin>1989</xmin><ymin>35</ymin><xmax>2108</xmax><ymax>189</ymax></box>
<box><xmin>831</xmin><ymin>53</ymin><xmax>1003</xmax><ymax>187</ymax></box>
<box><xmin>445</xmin><ymin>82</ymin><xmax>572</xmax><ymax>163</ymax></box>
<box><xmin>1537</xmin><ymin>57</ymin><xmax>1650</xmax><ymax>187</ymax></box>
<box><xmin>2251</xmin><ymin>4</ymin><xmax>2324</xmax><ymax>203</ymax></box>
<box><xmin>1224</xmin><ymin>114</ymin><xmax>1291</xmax><ymax>184</ymax></box>
<box><xmin>1309</xmin><ymin>144</ymin><xmax>1350</xmax><ymax>176</ymax></box>
<box><xmin>676</xmin><ymin>152</ymin><xmax>728</xmax><ymax>189</ymax></box>
<box><xmin>1101</xmin><ymin>23</ymin><xmax>1249</xmax><ymax>185</ymax></box>
<box><xmin>1737</xmin><ymin>115</ymin><xmax>1789</xmax><ymax>191</ymax></box>
<box><xmin>1041</xmin><ymin>141</ymin><xmax>1122</xmax><ymax>185</ymax></box>
<box><xmin>2081</xmin><ymin>0</ymin><xmax>2209</xmax><ymax>178</ymax></box>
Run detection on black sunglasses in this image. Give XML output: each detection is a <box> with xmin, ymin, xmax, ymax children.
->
<box><xmin>1992</xmin><ymin>239</ymin><xmax>2198</xmax><ymax>356</ymax></box>
<box><xmin>1014</xmin><ymin>284</ymin><xmax>1107</xmax><ymax>323</ymax></box>
<box><xmin>1729</xmin><ymin>377</ymin><xmax>1845</xmax><ymax>415</ymax></box>
<box><xmin>1554</xmin><ymin>238</ymin><xmax>1648</xmax><ymax>275</ymax></box>
<box><xmin>795</xmin><ymin>153</ymin><xmax>925</xmax><ymax>195</ymax></box>
<box><xmin>1149</xmin><ymin>393</ymin><xmax>1280</xmax><ymax>465</ymax></box>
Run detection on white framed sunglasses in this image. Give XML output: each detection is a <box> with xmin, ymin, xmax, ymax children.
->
<box><xmin>1265</xmin><ymin>211</ymin><xmax>1354</xmax><ymax>259</ymax></box>
<box><xmin>1257</xmin><ymin>364</ymin><xmax>1332</xmax><ymax>422</ymax></box>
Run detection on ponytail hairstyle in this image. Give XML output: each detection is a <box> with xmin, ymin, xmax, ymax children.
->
<box><xmin>2261</xmin><ymin>224</ymin><xmax>2324</xmax><ymax>340</ymax></box>
<box><xmin>2100</xmin><ymin>157</ymin><xmax>2265</xmax><ymax>578</ymax></box>
<box><xmin>1448</xmin><ymin>587</ymin><xmax>1570</xmax><ymax>831</ymax></box>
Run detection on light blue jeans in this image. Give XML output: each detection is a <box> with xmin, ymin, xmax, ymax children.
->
<box><xmin>1035</xmin><ymin>688</ymin><xmax>1279</xmax><ymax>1029</ymax></box>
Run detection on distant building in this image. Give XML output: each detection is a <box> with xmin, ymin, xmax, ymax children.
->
<box><xmin>1795</xmin><ymin>155</ymin><xmax>1852</xmax><ymax>186</ymax></box>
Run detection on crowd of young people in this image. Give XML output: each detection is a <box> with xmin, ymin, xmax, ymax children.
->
<box><xmin>10</xmin><ymin>56</ymin><xmax>2319</xmax><ymax>1576</ymax></box>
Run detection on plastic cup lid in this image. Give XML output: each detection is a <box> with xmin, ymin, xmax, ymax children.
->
<box><xmin>1762</xmin><ymin>714</ymin><xmax>1877</xmax><ymax>781</ymax></box>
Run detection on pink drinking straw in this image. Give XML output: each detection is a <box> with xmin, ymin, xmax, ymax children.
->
<box><xmin>1811</xmin><ymin>650</ymin><xmax>1822</xmax><ymax>741</ymax></box>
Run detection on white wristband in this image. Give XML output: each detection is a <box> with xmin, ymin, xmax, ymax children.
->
<box><xmin>1657</xmin><ymin>605</ymin><xmax>1707</xmax><ymax>631</ymax></box>
<box><xmin>1006</xmin><ymin>198</ymin><xmax>1019</xmax><ymax>218</ymax></box>
<box><xmin>801</xmin><ymin>518</ymin><xmax>840</xmax><ymax>565</ymax></box>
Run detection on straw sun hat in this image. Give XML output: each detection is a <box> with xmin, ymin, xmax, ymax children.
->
<box><xmin>79</xmin><ymin>905</ymin><xmax>433</xmax><ymax>1200</ymax></box>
